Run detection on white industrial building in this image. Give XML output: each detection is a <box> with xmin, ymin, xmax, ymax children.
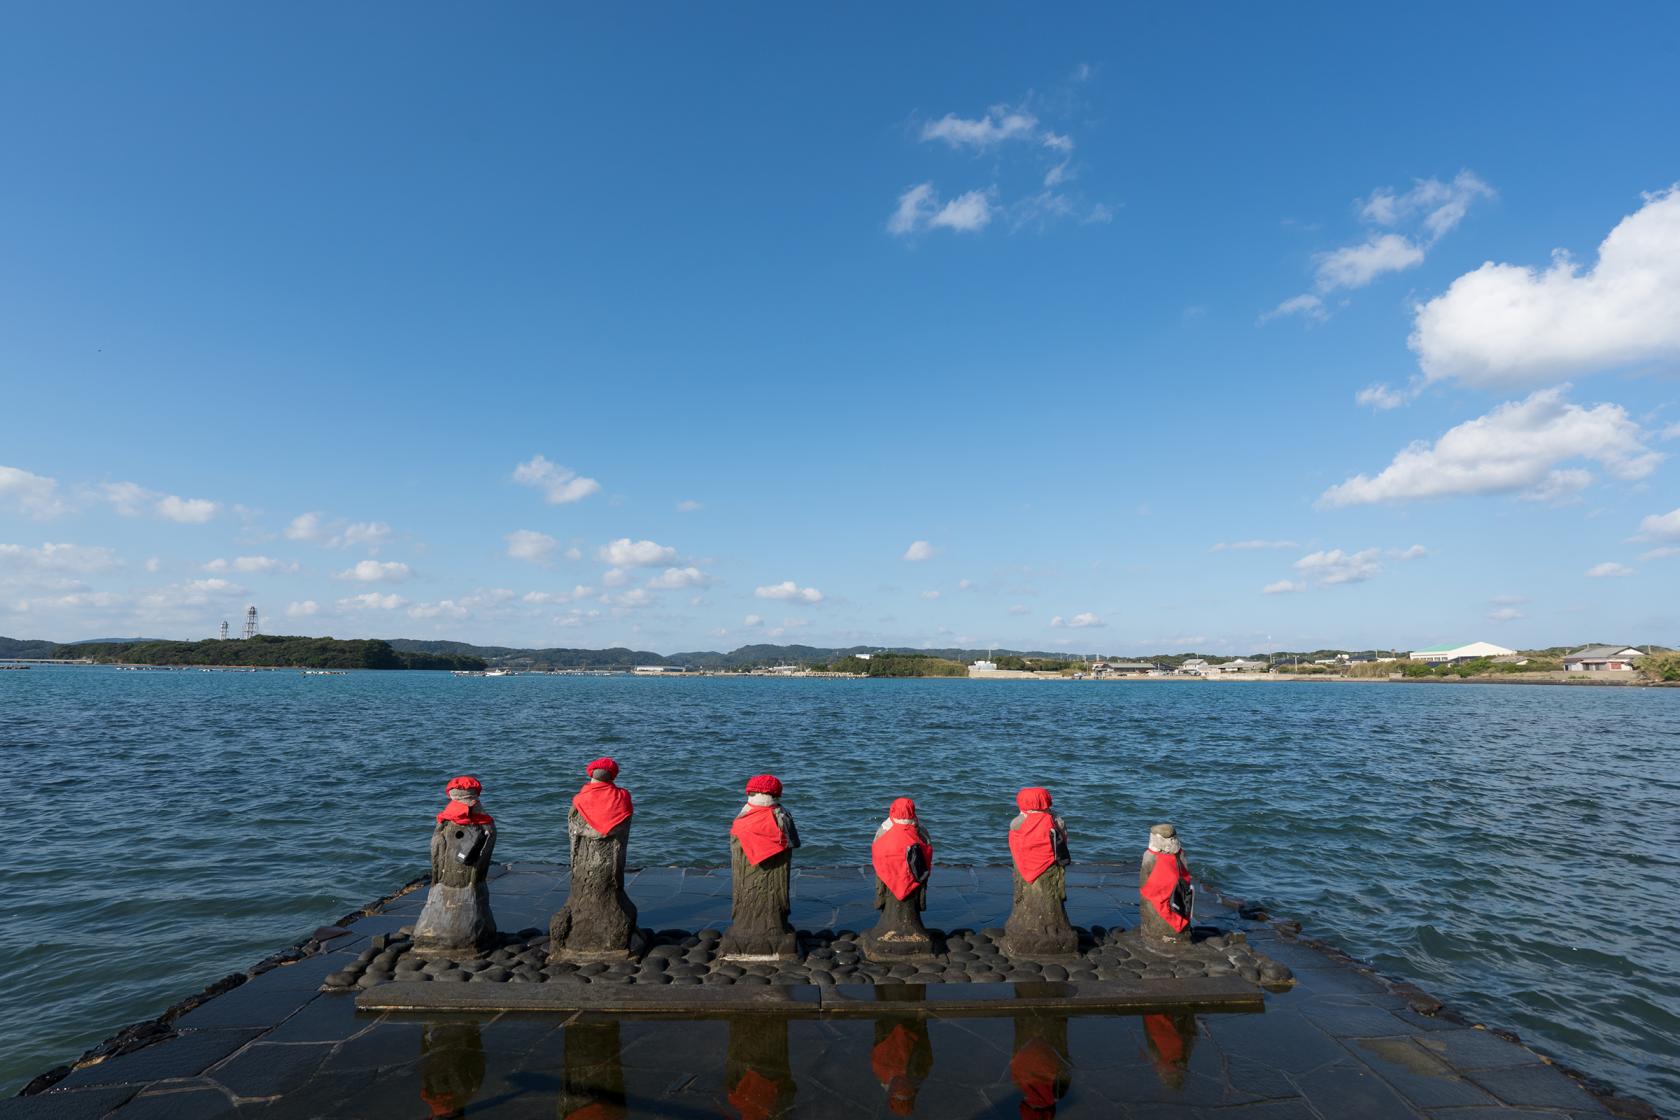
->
<box><xmin>1408</xmin><ymin>642</ymin><xmax>1516</xmax><ymax>663</ymax></box>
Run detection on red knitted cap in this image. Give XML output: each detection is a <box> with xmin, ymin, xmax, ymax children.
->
<box><xmin>745</xmin><ymin>774</ymin><xmax>783</xmax><ymax>797</ymax></box>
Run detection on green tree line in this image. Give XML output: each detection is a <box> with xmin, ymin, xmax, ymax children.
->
<box><xmin>62</xmin><ymin>635</ymin><xmax>485</xmax><ymax>670</ymax></box>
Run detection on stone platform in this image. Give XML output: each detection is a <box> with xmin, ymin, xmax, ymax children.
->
<box><xmin>5</xmin><ymin>862</ymin><xmax>1648</xmax><ymax>1119</ymax></box>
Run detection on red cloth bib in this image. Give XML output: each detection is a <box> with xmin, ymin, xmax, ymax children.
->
<box><xmin>872</xmin><ymin>821</ymin><xmax>932</xmax><ymax>901</ymax></box>
<box><xmin>731</xmin><ymin>803</ymin><xmax>791</xmax><ymax>865</ymax></box>
<box><xmin>1008</xmin><ymin>787</ymin><xmax>1060</xmax><ymax>883</ymax></box>
<box><xmin>1140</xmin><ymin>849</ymin><xmax>1191</xmax><ymax>932</ymax></box>
<box><xmin>437</xmin><ymin>800</ymin><xmax>493</xmax><ymax>826</ymax></box>
<box><xmin>573</xmin><ymin>780</ymin><xmax>633</xmax><ymax>835</ymax></box>
<box><xmin>1010</xmin><ymin>1038</ymin><xmax>1066</xmax><ymax>1118</ymax></box>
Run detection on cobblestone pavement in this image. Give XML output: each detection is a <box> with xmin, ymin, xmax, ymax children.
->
<box><xmin>3</xmin><ymin>863</ymin><xmax>1629</xmax><ymax>1118</ymax></box>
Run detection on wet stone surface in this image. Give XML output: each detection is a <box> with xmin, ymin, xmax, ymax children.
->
<box><xmin>4</xmin><ymin>862</ymin><xmax>1633</xmax><ymax>1119</ymax></box>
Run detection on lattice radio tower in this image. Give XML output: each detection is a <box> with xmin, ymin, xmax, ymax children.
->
<box><xmin>242</xmin><ymin>605</ymin><xmax>258</xmax><ymax>639</ymax></box>
<box><xmin>219</xmin><ymin>620</ymin><xmax>229</xmax><ymax>640</ymax></box>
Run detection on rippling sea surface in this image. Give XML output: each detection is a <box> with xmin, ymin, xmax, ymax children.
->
<box><xmin>2</xmin><ymin>667</ymin><xmax>1676</xmax><ymax>1108</ymax></box>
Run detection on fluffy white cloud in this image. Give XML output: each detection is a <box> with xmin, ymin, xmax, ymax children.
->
<box><xmin>1586</xmin><ymin>561</ymin><xmax>1634</xmax><ymax>578</ymax></box>
<box><xmin>600</xmin><ymin>567</ymin><xmax>629</xmax><ymax>588</ymax></box>
<box><xmin>1316</xmin><ymin>233</ymin><xmax>1426</xmax><ymax>291</ymax></box>
<box><xmin>338</xmin><ymin>592</ymin><xmax>406</xmax><ymax>610</ymax></box>
<box><xmin>506</xmin><ymin>529</ymin><xmax>558</xmax><ymax>565</ymax></box>
<box><xmin>1663</xmin><ymin>422</ymin><xmax>1680</xmax><ymax>441</ymax></box>
<box><xmin>513</xmin><ymin>455</ymin><xmax>601</xmax><ymax>505</ymax></box>
<box><xmin>144</xmin><ymin>556</ymin><xmax>160</xmax><ymax>572</ymax></box>
<box><xmin>903</xmin><ymin>540</ymin><xmax>935</xmax><ymax>561</ymax></box>
<box><xmin>1391</xmin><ymin>544</ymin><xmax>1429</xmax><ymax>561</ymax></box>
<box><xmin>1262</xmin><ymin>580</ymin><xmax>1305</xmax><ymax>595</ymax></box>
<box><xmin>335</xmin><ymin>560</ymin><xmax>411</xmax><ymax>583</ymax></box>
<box><xmin>1294</xmin><ymin>548</ymin><xmax>1383</xmax><ymax>585</ymax></box>
<box><xmin>598</xmin><ymin>538</ymin><xmax>678</xmax><ymax>567</ymax></box>
<box><xmin>285</xmin><ymin>513</ymin><xmax>325</xmax><ymax>541</ymax></box>
<box><xmin>1411</xmin><ymin>186</ymin><xmax>1680</xmax><ymax>390</ymax></box>
<box><xmin>522</xmin><ymin>586</ymin><xmax>592</xmax><ymax>605</ymax></box>
<box><xmin>286</xmin><ymin>600</ymin><xmax>319</xmax><ymax>617</ymax></box>
<box><xmin>205</xmin><ymin>555</ymin><xmax>298</xmax><ymax>574</ymax></box>
<box><xmin>1637</xmin><ymin>507</ymin><xmax>1680</xmax><ymax>540</ymax></box>
<box><xmin>100</xmin><ymin>481</ymin><xmax>218</xmax><ymax>523</ymax></box>
<box><xmin>1260</xmin><ymin>294</ymin><xmax>1327</xmax><ymax>324</ymax></box>
<box><xmin>755</xmin><ymin>581</ymin><xmax>823</xmax><ymax>603</ymax></box>
<box><xmin>284</xmin><ymin>513</ymin><xmax>391</xmax><ymax>551</ymax></box>
<box><xmin>1050</xmin><ymin>612</ymin><xmax>1103</xmax><ymax>628</ymax></box>
<box><xmin>646</xmin><ymin>566</ymin><xmax>711</xmax><ymax>589</ymax></box>
<box><xmin>921</xmin><ymin>106</ymin><xmax>1040</xmax><ymax>148</ymax></box>
<box><xmin>1007</xmin><ymin>604</ymin><xmax>1029</xmax><ymax>615</ymax></box>
<box><xmin>189</xmin><ymin>577</ymin><xmax>244</xmax><ymax>594</ymax></box>
<box><xmin>155</xmin><ymin>495</ymin><xmax>218</xmax><ymax>523</ymax></box>
<box><xmin>1355</xmin><ymin>383</ymin><xmax>1408</xmax><ymax>411</ymax></box>
<box><xmin>1319</xmin><ymin>388</ymin><xmax>1661</xmax><ymax>506</ymax></box>
<box><xmin>920</xmin><ymin>590</ymin><xmax>941</xmax><ymax>600</ymax></box>
<box><xmin>0</xmin><ymin>542</ymin><xmax>122</xmax><ymax>574</ymax></box>
<box><xmin>675</xmin><ymin>499</ymin><xmax>703</xmax><ymax>513</ymax></box>
<box><xmin>1487</xmin><ymin>606</ymin><xmax>1523</xmax><ymax>621</ymax></box>
<box><xmin>0</xmin><ymin>466</ymin><xmax>68</xmax><ymax>519</ymax></box>
<box><xmin>408</xmin><ymin>599</ymin><xmax>470</xmax><ymax>620</ymax></box>
<box><xmin>1211</xmin><ymin>539</ymin><xmax>1298</xmax><ymax>552</ymax></box>
<box><xmin>889</xmin><ymin>183</ymin><xmax>995</xmax><ymax>235</ymax></box>
<box><xmin>743</xmin><ymin>614</ymin><xmax>764</xmax><ymax>627</ymax></box>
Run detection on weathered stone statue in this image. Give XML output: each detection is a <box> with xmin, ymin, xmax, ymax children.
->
<box><xmin>871</xmin><ymin>1013</ymin><xmax>933</xmax><ymax>1116</ymax></box>
<box><xmin>1001</xmin><ymin>787</ymin><xmax>1077</xmax><ymax>958</ymax></box>
<box><xmin>861</xmin><ymin>797</ymin><xmax>936</xmax><ymax>962</ymax></box>
<box><xmin>549</xmin><ymin>757</ymin><xmax>639</xmax><ymax>962</ymax></box>
<box><xmin>725</xmin><ymin>1015</ymin><xmax>797</xmax><ymax>1120</ymax></box>
<box><xmin>418</xmin><ymin>1021</ymin><xmax>485</xmax><ymax>1120</ymax></box>
<box><xmin>719</xmin><ymin>774</ymin><xmax>800</xmax><ymax>961</ymax></box>
<box><xmin>1138</xmin><ymin>822</ymin><xmax>1194</xmax><ymax>945</ymax></box>
<box><xmin>1010</xmin><ymin>1014</ymin><xmax>1072</xmax><ymax>1120</ymax></box>
<box><xmin>412</xmin><ymin>775</ymin><xmax>497</xmax><ymax>953</ymax></box>
<box><xmin>1141</xmin><ymin>1011</ymin><xmax>1198</xmax><ymax>1090</ymax></box>
<box><xmin>557</xmin><ymin>1019</ymin><xmax>627</xmax><ymax>1120</ymax></box>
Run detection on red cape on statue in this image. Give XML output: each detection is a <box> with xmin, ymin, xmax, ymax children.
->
<box><xmin>732</xmin><ymin>803</ymin><xmax>791</xmax><ymax>865</ymax></box>
<box><xmin>1140</xmin><ymin>849</ymin><xmax>1191</xmax><ymax>932</ymax></box>
<box><xmin>1008</xmin><ymin>787</ymin><xmax>1060</xmax><ymax>884</ymax></box>
<box><xmin>573</xmin><ymin>780</ymin><xmax>633</xmax><ymax>834</ymax></box>
<box><xmin>872</xmin><ymin>798</ymin><xmax>932</xmax><ymax>901</ymax></box>
<box><xmin>436</xmin><ymin>776</ymin><xmax>493</xmax><ymax>825</ymax></box>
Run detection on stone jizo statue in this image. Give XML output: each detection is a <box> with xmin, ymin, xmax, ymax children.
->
<box><xmin>861</xmin><ymin>797</ymin><xmax>936</xmax><ymax>961</ymax></box>
<box><xmin>719</xmin><ymin>774</ymin><xmax>800</xmax><ymax>960</ymax></box>
<box><xmin>1138</xmin><ymin>823</ymin><xmax>1194</xmax><ymax>944</ymax></box>
<box><xmin>1001</xmin><ymin>787</ymin><xmax>1077</xmax><ymax>958</ymax></box>
<box><xmin>413</xmin><ymin>775</ymin><xmax>498</xmax><ymax>953</ymax></box>
<box><xmin>550</xmin><ymin>756</ymin><xmax>639</xmax><ymax>962</ymax></box>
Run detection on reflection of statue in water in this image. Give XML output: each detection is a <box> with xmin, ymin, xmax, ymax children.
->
<box><xmin>1010</xmin><ymin>1015</ymin><xmax>1071</xmax><ymax>1120</ymax></box>
<box><xmin>720</xmin><ymin>775</ymin><xmax>801</xmax><ymax>961</ymax></box>
<box><xmin>419</xmin><ymin>1021</ymin><xmax>486</xmax><ymax>1119</ymax></box>
<box><xmin>725</xmin><ymin>1014</ymin><xmax>796</xmax><ymax>1120</ymax></box>
<box><xmin>550</xmin><ymin>757</ymin><xmax>639</xmax><ymax>961</ymax></box>
<box><xmin>557</xmin><ymin>1019</ymin><xmax>627</xmax><ymax>1120</ymax></box>
<box><xmin>1140</xmin><ymin>1012</ymin><xmax>1198</xmax><ymax>1091</ymax></box>
<box><xmin>863</xmin><ymin>797</ymin><xmax>936</xmax><ymax>961</ymax></box>
<box><xmin>1002</xmin><ymin>787</ymin><xmax>1076</xmax><ymax>958</ymax></box>
<box><xmin>413</xmin><ymin>775</ymin><xmax>497</xmax><ymax>953</ymax></box>
<box><xmin>871</xmin><ymin>1013</ymin><xmax>933</xmax><ymax>1115</ymax></box>
<box><xmin>1138</xmin><ymin>823</ymin><xmax>1194</xmax><ymax>945</ymax></box>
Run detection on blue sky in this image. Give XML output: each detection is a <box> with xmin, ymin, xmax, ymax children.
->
<box><xmin>3</xmin><ymin>2</ymin><xmax>1678</xmax><ymax>654</ymax></box>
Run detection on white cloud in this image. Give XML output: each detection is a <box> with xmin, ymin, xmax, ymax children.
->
<box><xmin>957</xmin><ymin>579</ymin><xmax>974</xmax><ymax>590</ymax></box>
<box><xmin>646</xmin><ymin>566</ymin><xmax>711</xmax><ymax>590</ymax></box>
<box><xmin>1411</xmin><ymin>186</ymin><xmax>1680</xmax><ymax>390</ymax></box>
<box><xmin>888</xmin><ymin>183</ymin><xmax>995</xmax><ymax>236</ymax></box>
<box><xmin>189</xmin><ymin>577</ymin><xmax>243</xmax><ymax>594</ymax></box>
<box><xmin>1050</xmin><ymin>612</ymin><xmax>1103</xmax><ymax>628</ymax></box>
<box><xmin>285</xmin><ymin>513</ymin><xmax>325</xmax><ymax>541</ymax></box>
<box><xmin>598</xmin><ymin>538</ymin><xmax>678</xmax><ymax>567</ymax></box>
<box><xmin>1008</xmin><ymin>604</ymin><xmax>1029</xmax><ymax>615</ymax></box>
<box><xmin>1586</xmin><ymin>562</ymin><xmax>1634</xmax><ymax>578</ymax></box>
<box><xmin>1640</xmin><ymin>546</ymin><xmax>1680</xmax><ymax>561</ymax></box>
<box><xmin>1210</xmin><ymin>539</ymin><xmax>1299</xmax><ymax>552</ymax></box>
<box><xmin>1636</xmin><ymin>507</ymin><xmax>1680</xmax><ymax>540</ymax></box>
<box><xmin>205</xmin><ymin>555</ymin><xmax>297</xmax><ymax>575</ymax></box>
<box><xmin>743</xmin><ymin>614</ymin><xmax>764</xmax><ymax>627</ymax></box>
<box><xmin>0</xmin><ymin>542</ymin><xmax>123</xmax><ymax>574</ymax></box>
<box><xmin>1316</xmin><ymin>233</ymin><xmax>1426</xmax><ymax>291</ymax></box>
<box><xmin>284</xmin><ymin>513</ymin><xmax>391</xmax><ymax>551</ymax></box>
<box><xmin>675</xmin><ymin>499</ymin><xmax>703</xmax><ymax>513</ymax></box>
<box><xmin>523</xmin><ymin>585</ymin><xmax>592</xmax><ymax>605</ymax></box>
<box><xmin>99</xmin><ymin>481</ymin><xmax>153</xmax><ymax>517</ymax></box>
<box><xmin>1260</xmin><ymin>294</ymin><xmax>1327</xmax><ymax>324</ymax></box>
<box><xmin>607</xmin><ymin>588</ymin><xmax>653</xmax><ymax>611</ymax></box>
<box><xmin>1319</xmin><ymin>388</ymin><xmax>1661</xmax><ymax>506</ymax></box>
<box><xmin>99</xmin><ymin>481</ymin><xmax>218</xmax><ymax>523</ymax></box>
<box><xmin>1487</xmin><ymin>606</ymin><xmax>1523</xmax><ymax>621</ymax></box>
<box><xmin>338</xmin><ymin>592</ymin><xmax>406</xmax><ymax>610</ymax></box>
<box><xmin>1262</xmin><ymin>580</ymin><xmax>1305</xmax><ymax>595</ymax></box>
<box><xmin>155</xmin><ymin>495</ymin><xmax>218</xmax><ymax>523</ymax></box>
<box><xmin>921</xmin><ymin>106</ymin><xmax>1040</xmax><ymax>149</ymax></box>
<box><xmin>512</xmin><ymin>454</ymin><xmax>602</xmax><ymax>505</ymax></box>
<box><xmin>335</xmin><ymin>560</ymin><xmax>411</xmax><ymax>583</ymax></box>
<box><xmin>1355</xmin><ymin>383</ymin><xmax>1409</xmax><ymax>411</ymax></box>
<box><xmin>600</xmin><ymin>567</ymin><xmax>629</xmax><ymax>588</ymax></box>
<box><xmin>0</xmin><ymin>466</ymin><xmax>68</xmax><ymax>519</ymax></box>
<box><xmin>903</xmin><ymin>540</ymin><xmax>935</xmax><ymax>561</ymax></box>
<box><xmin>408</xmin><ymin>599</ymin><xmax>470</xmax><ymax>620</ymax></box>
<box><xmin>1663</xmin><ymin>422</ymin><xmax>1680</xmax><ymax>441</ymax></box>
<box><xmin>932</xmin><ymin>190</ymin><xmax>993</xmax><ymax>232</ymax></box>
<box><xmin>286</xmin><ymin>600</ymin><xmax>319</xmax><ymax>617</ymax></box>
<box><xmin>1391</xmin><ymin>544</ymin><xmax>1429</xmax><ymax>561</ymax></box>
<box><xmin>506</xmin><ymin>529</ymin><xmax>558</xmax><ymax>565</ymax></box>
<box><xmin>755</xmin><ymin>581</ymin><xmax>823</xmax><ymax>603</ymax></box>
<box><xmin>1294</xmin><ymin>548</ymin><xmax>1383</xmax><ymax>585</ymax></box>
<box><xmin>144</xmin><ymin>556</ymin><xmax>160</xmax><ymax>573</ymax></box>
<box><xmin>921</xmin><ymin>590</ymin><xmax>941</xmax><ymax>600</ymax></box>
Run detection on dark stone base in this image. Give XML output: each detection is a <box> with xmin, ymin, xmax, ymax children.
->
<box><xmin>998</xmin><ymin>933</ymin><xmax>1080</xmax><ymax>960</ymax></box>
<box><xmin>718</xmin><ymin>929</ymin><xmax>799</xmax><ymax>962</ymax></box>
<box><xmin>411</xmin><ymin>883</ymin><xmax>496</xmax><ymax>955</ymax></box>
<box><xmin>859</xmin><ymin>927</ymin><xmax>938</xmax><ymax>962</ymax></box>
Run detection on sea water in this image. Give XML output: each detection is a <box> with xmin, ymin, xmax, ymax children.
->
<box><xmin>1</xmin><ymin>667</ymin><xmax>1675</xmax><ymax>1109</ymax></box>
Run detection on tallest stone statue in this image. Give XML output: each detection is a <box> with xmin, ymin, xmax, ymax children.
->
<box><xmin>550</xmin><ymin>757</ymin><xmax>640</xmax><ymax>962</ymax></box>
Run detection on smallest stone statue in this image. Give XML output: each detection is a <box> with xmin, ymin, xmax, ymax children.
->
<box><xmin>549</xmin><ymin>756</ymin><xmax>639</xmax><ymax>962</ymax></box>
<box><xmin>1001</xmin><ymin>787</ymin><xmax>1077</xmax><ymax>959</ymax></box>
<box><xmin>719</xmin><ymin>774</ymin><xmax>801</xmax><ymax>961</ymax></box>
<box><xmin>862</xmin><ymin>797</ymin><xmax>936</xmax><ymax>961</ymax></box>
<box><xmin>412</xmin><ymin>775</ymin><xmax>498</xmax><ymax>954</ymax></box>
<box><xmin>1138</xmin><ymin>823</ymin><xmax>1194</xmax><ymax>944</ymax></box>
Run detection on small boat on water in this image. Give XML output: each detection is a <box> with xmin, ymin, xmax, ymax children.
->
<box><xmin>301</xmin><ymin>669</ymin><xmax>346</xmax><ymax>676</ymax></box>
<box><xmin>453</xmin><ymin>668</ymin><xmax>515</xmax><ymax>677</ymax></box>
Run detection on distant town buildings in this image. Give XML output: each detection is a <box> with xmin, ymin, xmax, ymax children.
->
<box><xmin>1407</xmin><ymin>641</ymin><xmax>1515</xmax><ymax>663</ymax></box>
<box><xmin>1563</xmin><ymin>646</ymin><xmax>1644</xmax><ymax>672</ymax></box>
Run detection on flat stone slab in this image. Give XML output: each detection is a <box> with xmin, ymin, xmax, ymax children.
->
<box><xmin>357</xmin><ymin>975</ymin><xmax>1264</xmax><ymax>1015</ymax></box>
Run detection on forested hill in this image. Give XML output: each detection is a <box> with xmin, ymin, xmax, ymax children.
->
<box><xmin>0</xmin><ymin>636</ymin><xmax>59</xmax><ymax>659</ymax></box>
<box><xmin>63</xmin><ymin>636</ymin><xmax>485</xmax><ymax>670</ymax></box>
<box><xmin>384</xmin><ymin>640</ymin><xmax>1083</xmax><ymax>670</ymax></box>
